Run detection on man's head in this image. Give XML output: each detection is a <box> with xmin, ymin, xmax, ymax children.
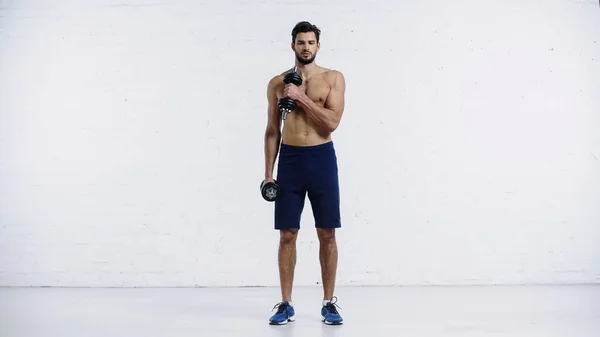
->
<box><xmin>291</xmin><ymin>21</ymin><xmax>321</xmax><ymax>65</ymax></box>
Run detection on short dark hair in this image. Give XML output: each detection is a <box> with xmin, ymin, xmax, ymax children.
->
<box><xmin>291</xmin><ymin>21</ymin><xmax>321</xmax><ymax>43</ymax></box>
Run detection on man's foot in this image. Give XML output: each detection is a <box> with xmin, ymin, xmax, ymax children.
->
<box><xmin>321</xmin><ymin>296</ymin><xmax>343</xmax><ymax>325</ymax></box>
<box><xmin>269</xmin><ymin>301</ymin><xmax>295</xmax><ymax>325</ymax></box>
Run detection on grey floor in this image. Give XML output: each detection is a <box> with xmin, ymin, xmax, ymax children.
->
<box><xmin>1</xmin><ymin>285</ymin><xmax>599</xmax><ymax>337</ymax></box>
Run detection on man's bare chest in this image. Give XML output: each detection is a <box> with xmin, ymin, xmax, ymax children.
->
<box><xmin>304</xmin><ymin>78</ymin><xmax>331</xmax><ymax>105</ymax></box>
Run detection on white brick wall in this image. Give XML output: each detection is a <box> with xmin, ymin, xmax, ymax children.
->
<box><xmin>1</xmin><ymin>0</ymin><xmax>599</xmax><ymax>287</ymax></box>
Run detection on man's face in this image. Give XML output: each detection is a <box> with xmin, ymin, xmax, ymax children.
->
<box><xmin>292</xmin><ymin>32</ymin><xmax>320</xmax><ymax>65</ymax></box>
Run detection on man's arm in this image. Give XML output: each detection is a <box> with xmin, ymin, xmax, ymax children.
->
<box><xmin>264</xmin><ymin>77</ymin><xmax>282</xmax><ymax>180</ymax></box>
<box><xmin>297</xmin><ymin>71</ymin><xmax>346</xmax><ymax>132</ymax></box>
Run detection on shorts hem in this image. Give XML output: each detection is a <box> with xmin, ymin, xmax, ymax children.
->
<box><xmin>315</xmin><ymin>223</ymin><xmax>342</xmax><ymax>229</ymax></box>
<box><xmin>274</xmin><ymin>225</ymin><xmax>300</xmax><ymax>230</ymax></box>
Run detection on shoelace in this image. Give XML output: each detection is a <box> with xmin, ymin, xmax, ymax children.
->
<box><xmin>325</xmin><ymin>296</ymin><xmax>342</xmax><ymax>314</ymax></box>
<box><xmin>272</xmin><ymin>301</ymin><xmax>290</xmax><ymax>314</ymax></box>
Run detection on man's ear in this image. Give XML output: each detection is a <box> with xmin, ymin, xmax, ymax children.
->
<box><xmin>291</xmin><ymin>42</ymin><xmax>295</xmax><ymax>51</ymax></box>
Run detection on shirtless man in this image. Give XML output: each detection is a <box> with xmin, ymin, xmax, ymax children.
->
<box><xmin>263</xmin><ymin>21</ymin><xmax>346</xmax><ymax>326</ymax></box>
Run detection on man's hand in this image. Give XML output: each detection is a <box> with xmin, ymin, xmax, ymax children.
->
<box><xmin>283</xmin><ymin>83</ymin><xmax>306</xmax><ymax>102</ymax></box>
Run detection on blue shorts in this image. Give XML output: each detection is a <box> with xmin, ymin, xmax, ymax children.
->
<box><xmin>274</xmin><ymin>141</ymin><xmax>341</xmax><ymax>230</ymax></box>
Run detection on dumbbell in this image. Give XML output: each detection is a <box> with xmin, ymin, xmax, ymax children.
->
<box><xmin>278</xmin><ymin>71</ymin><xmax>303</xmax><ymax>120</ymax></box>
<box><xmin>260</xmin><ymin>179</ymin><xmax>281</xmax><ymax>202</ymax></box>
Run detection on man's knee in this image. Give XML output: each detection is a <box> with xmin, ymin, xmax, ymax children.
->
<box><xmin>279</xmin><ymin>229</ymin><xmax>299</xmax><ymax>245</ymax></box>
<box><xmin>317</xmin><ymin>228</ymin><xmax>336</xmax><ymax>244</ymax></box>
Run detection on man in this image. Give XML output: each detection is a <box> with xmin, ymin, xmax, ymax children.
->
<box><xmin>263</xmin><ymin>21</ymin><xmax>346</xmax><ymax>326</ymax></box>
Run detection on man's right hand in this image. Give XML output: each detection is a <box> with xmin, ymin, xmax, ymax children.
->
<box><xmin>260</xmin><ymin>176</ymin><xmax>281</xmax><ymax>202</ymax></box>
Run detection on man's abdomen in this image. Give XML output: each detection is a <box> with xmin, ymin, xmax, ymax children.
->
<box><xmin>281</xmin><ymin>113</ymin><xmax>331</xmax><ymax>146</ymax></box>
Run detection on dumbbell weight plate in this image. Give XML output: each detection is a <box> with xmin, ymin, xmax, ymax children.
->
<box><xmin>283</xmin><ymin>71</ymin><xmax>303</xmax><ymax>86</ymax></box>
<box><xmin>278</xmin><ymin>97</ymin><xmax>296</xmax><ymax>111</ymax></box>
<box><xmin>260</xmin><ymin>180</ymin><xmax>280</xmax><ymax>202</ymax></box>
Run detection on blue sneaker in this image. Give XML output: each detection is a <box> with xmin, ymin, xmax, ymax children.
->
<box><xmin>321</xmin><ymin>296</ymin><xmax>343</xmax><ymax>325</ymax></box>
<box><xmin>269</xmin><ymin>301</ymin><xmax>295</xmax><ymax>325</ymax></box>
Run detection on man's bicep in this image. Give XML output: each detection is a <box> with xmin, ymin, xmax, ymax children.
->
<box><xmin>266</xmin><ymin>80</ymin><xmax>281</xmax><ymax>132</ymax></box>
<box><xmin>267</xmin><ymin>100</ymin><xmax>281</xmax><ymax>125</ymax></box>
<box><xmin>326</xmin><ymin>71</ymin><xmax>346</xmax><ymax>115</ymax></box>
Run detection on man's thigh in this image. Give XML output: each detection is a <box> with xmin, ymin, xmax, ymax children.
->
<box><xmin>307</xmin><ymin>145</ymin><xmax>341</xmax><ymax>229</ymax></box>
<box><xmin>275</xmin><ymin>151</ymin><xmax>307</xmax><ymax>230</ymax></box>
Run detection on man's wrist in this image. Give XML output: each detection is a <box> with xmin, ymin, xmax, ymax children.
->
<box><xmin>297</xmin><ymin>93</ymin><xmax>311</xmax><ymax>109</ymax></box>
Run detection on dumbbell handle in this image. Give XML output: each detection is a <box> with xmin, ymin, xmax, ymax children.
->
<box><xmin>282</xmin><ymin>109</ymin><xmax>289</xmax><ymax>120</ymax></box>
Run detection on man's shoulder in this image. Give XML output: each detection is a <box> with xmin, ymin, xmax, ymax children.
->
<box><xmin>266</xmin><ymin>69</ymin><xmax>293</xmax><ymax>97</ymax></box>
<box><xmin>321</xmin><ymin>66</ymin><xmax>342</xmax><ymax>74</ymax></box>
<box><xmin>269</xmin><ymin>68</ymin><xmax>295</xmax><ymax>82</ymax></box>
<box><xmin>319</xmin><ymin>67</ymin><xmax>344</xmax><ymax>85</ymax></box>
<box><xmin>266</xmin><ymin>70</ymin><xmax>287</xmax><ymax>91</ymax></box>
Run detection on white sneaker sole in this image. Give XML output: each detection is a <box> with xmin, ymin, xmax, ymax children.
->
<box><xmin>269</xmin><ymin>315</ymin><xmax>295</xmax><ymax>325</ymax></box>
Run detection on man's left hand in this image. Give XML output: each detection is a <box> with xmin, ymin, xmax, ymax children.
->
<box><xmin>283</xmin><ymin>83</ymin><xmax>306</xmax><ymax>102</ymax></box>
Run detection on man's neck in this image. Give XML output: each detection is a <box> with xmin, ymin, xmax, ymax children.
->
<box><xmin>294</xmin><ymin>62</ymin><xmax>318</xmax><ymax>79</ymax></box>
